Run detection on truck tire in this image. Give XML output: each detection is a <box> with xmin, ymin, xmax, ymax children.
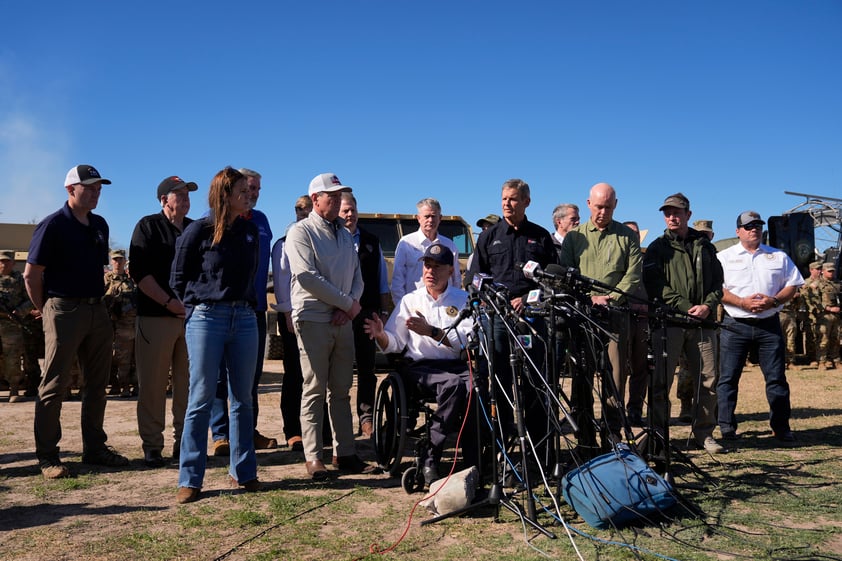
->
<box><xmin>266</xmin><ymin>334</ymin><xmax>284</xmax><ymax>360</ymax></box>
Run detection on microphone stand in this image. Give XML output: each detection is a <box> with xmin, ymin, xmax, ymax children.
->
<box><xmin>639</xmin><ymin>299</ymin><xmax>718</xmax><ymax>484</ymax></box>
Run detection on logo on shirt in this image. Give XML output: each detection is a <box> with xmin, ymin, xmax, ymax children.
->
<box><xmin>446</xmin><ymin>306</ymin><xmax>458</xmax><ymax>317</ymax></box>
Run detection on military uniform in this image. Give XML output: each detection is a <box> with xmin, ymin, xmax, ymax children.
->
<box><xmin>815</xmin><ymin>264</ymin><xmax>840</xmax><ymax>369</ymax></box>
<box><xmin>21</xmin><ymin>312</ymin><xmax>44</xmax><ymax>396</ymax></box>
<box><xmin>779</xmin><ymin>294</ymin><xmax>801</xmax><ymax>367</ymax></box>
<box><xmin>801</xmin><ymin>261</ymin><xmax>824</xmax><ymax>365</ymax></box>
<box><xmin>0</xmin><ymin>250</ymin><xmax>33</xmax><ymax>402</ymax></box>
<box><xmin>103</xmin><ymin>250</ymin><xmax>138</xmax><ymax>396</ymax></box>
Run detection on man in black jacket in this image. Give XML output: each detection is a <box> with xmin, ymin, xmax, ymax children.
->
<box><xmin>340</xmin><ymin>192</ymin><xmax>391</xmax><ymax>437</ymax></box>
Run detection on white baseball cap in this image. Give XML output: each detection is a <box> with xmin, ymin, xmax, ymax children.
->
<box><xmin>308</xmin><ymin>173</ymin><xmax>351</xmax><ymax>196</ymax></box>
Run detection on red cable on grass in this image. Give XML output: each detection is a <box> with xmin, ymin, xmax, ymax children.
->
<box><xmin>358</xmin><ymin>350</ymin><xmax>478</xmax><ymax>558</ymax></box>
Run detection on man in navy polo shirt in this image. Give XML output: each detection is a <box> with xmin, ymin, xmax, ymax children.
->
<box><xmin>25</xmin><ymin>164</ymin><xmax>130</xmax><ymax>479</ymax></box>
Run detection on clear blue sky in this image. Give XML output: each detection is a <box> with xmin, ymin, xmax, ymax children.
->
<box><xmin>2</xmin><ymin>1</ymin><xmax>840</xmax><ymax>253</ymax></box>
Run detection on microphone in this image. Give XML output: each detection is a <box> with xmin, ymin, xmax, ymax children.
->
<box><xmin>545</xmin><ymin>263</ymin><xmax>583</xmax><ymax>279</ymax></box>
<box><xmin>515</xmin><ymin>317</ymin><xmax>534</xmax><ymax>349</ymax></box>
<box><xmin>526</xmin><ymin>288</ymin><xmax>543</xmax><ymax>305</ymax></box>
<box><xmin>518</xmin><ymin>260</ymin><xmax>557</xmax><ymax>281</ymax></box>
<box><xmin>445</xmin><ymin>301</ymin><xmax>474</xmax><ymax>330</ymax></box>
<box><xmin>472</xmin><ymin>273</ymin><xmax>510</xmax><ymax>306</ymax></box>
<box><xmin>518</xmin><ymin>260</ymin><xmax>582</xmax><ymax>283</ymax></box>
<box><xmin>471</xmin><ymin>273</ymin><xmax>492</xmax><ymax>291</ymax></box>
<box><xmin>442</xmin><ymin>288</ymin><xmax>481</xmax><ymax>334</ymax></box>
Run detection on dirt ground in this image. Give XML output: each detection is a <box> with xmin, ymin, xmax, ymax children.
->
<box><xmin>0</xmin><ymin>358</ymin><xmax>427</xmax><ymax>559</ymax></box>
<box><xmin>1</xmin><ymin>358</ymin><xmax>840</xmax><ymax>560</ymax></box>
<box><xmin>0</xmin><ymin>357</ymin><xmax>393</xmax><ymax>494</ymax></box>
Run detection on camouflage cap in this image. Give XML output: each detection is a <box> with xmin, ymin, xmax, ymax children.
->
<box><xmin>823</xmin><ymin>262</ymin><xmax>836</xmax><ymax>272</ymax></box>
<box><xmin>110</xmin><ymin>249</ymin><xmax>127</xmax><ymax>259</ymax></box>
<box><xmin>476</xmin><ymin>214</ymin><xmax>501</xmax><ymax>228</ymax></box>
<box><xmin>693</xmin><ymin>219</ymin><xmax>713</xmax><ymax>232</ymax></box>
<box><xmin>0</xmin><ymin>250</ymin><xmax>14</xmax><ymax>260</ymax></box>
<box><xmin>810</xmin><ymin>261</ymin><xmax>823</xmax><ymax>270</ymax></box>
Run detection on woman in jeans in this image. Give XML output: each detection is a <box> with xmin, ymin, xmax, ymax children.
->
<box><xmin>170</xmin><ymin>167</ymin><xmax>260</xmax><ymax>504</ymax></box>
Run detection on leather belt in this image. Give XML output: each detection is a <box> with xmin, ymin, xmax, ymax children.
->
<box><xmin>53</xmin><ymin>297</ymin><xmax>102</xmax><ymax>305</ymax></box>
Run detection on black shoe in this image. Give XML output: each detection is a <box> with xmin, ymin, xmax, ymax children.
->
<box><xmin>144</xmin><ymin>449</ymin><xmax>166</xmax><ymax>468</ymax></box>
<box><xmin>720</xmin><ymin>431</ymin><xmax>740</xmax><ymax>441</ymax></box>
<box><xmin>82</xmin><ymin>446</ymin><xmax>129</xmax><ymax>467</ymax></box>
<box><xmin>422</xmin><ymin>465</ymin><xmax>440</xmax><ymax>487</ymax></box>
<box><xmin>774</xmin><ymin>430</ymin><xmax>796</xmax><ymax>442</ymax></box>
<box><xmin>627</xmin><ymin>410</ymin><xmax>644</xmax><ymax>426</ymax></box>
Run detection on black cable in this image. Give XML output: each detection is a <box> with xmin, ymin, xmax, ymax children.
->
<box><xmin>211</xmin><ymin>490</ymin><xmax>356</xmax><ymax>561</ymax></box>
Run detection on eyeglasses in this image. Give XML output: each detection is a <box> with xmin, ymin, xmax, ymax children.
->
<box><xmin>741</xmin><ymin>222</ymin><xmax>763</xmax><ymax>231</ymax></box>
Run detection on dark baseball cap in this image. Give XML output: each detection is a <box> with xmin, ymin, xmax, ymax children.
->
<box><xmin>736</xmin><ymin>210</ymin><xmax>765</xmax><ymax>228</ymax></box>
<box><xmin>157</xmin><ymin>175</ymin><xmax>198</xmax><ymax>199</ymax></box>
<box><xmin>659</xmin><ymin>193</ymin><xmax>690</xmax><ymax>211</ymax></box>
<box><xmin>419</xmin><ymin>243</ymin><xmax>454</xmax><ymax>266</ymax></box>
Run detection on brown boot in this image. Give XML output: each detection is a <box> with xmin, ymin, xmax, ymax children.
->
<box><xmin>253</xmin><ymin>431</ymin><xmax>278</xmax><ymax>450</ymax></box>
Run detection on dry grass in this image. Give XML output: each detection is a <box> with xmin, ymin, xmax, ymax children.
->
<box><xmin>1</xmin><ymin>361</ymin><xmax>841</xmax><ymax>560</ymax></box>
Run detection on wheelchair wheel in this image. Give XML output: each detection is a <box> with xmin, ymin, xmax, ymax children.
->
<box><xmin>373</xmin><ymin>373</ymin><xmax>409</xmax><ymax>477</ymax></box>
<box><xmin>401</xmin><ymin>466</ymin><xmax>425</xmax><ymax>494</ymax></box>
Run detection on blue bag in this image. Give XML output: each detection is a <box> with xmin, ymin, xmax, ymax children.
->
<box><xmin>562</xmin><ymin>443</ymin><xmax>676</xmax><ymax>529</ymax></box>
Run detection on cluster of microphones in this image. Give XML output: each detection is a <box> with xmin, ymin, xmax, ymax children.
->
<box><xmin>436</xmin><ymin>262</ymin><xmax>603</xmax><ymax>347</ymax></box>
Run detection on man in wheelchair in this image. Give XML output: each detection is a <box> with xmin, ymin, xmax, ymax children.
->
<box><xmin>364</xmin><ymin>243</ymin><xmax>478</xmax><ymax>486</ymax></box>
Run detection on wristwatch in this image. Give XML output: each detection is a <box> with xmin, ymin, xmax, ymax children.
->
<box><xmin>430</xmin><ymin>326</ymin><xmax>441</xmax><ymax>339</ymax></box>
<box><xmin>772</xmin><ymin>297</ymin><xmax>780</xmax><ymax>307</ymax></box>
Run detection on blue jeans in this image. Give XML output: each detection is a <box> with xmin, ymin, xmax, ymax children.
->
<box><xmin>717</xmin><ymin>315</ymin><xmax>792</xmax><ymax>435</ymax></box>
<box><xmin>179</xmin><ymin>302</ymin><xmax>258</xmax><ymax>489</ymax></box>
<box><xmin>210</xmin><ymin>311</ymin><xmax>267</xmax><ymax>441</ymax></box>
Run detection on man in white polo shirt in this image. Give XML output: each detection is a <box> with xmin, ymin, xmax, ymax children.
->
<box><xmin>717</xmin><ymin>210</ymin><xmax>804</xmax><ymax>443</ymax></box>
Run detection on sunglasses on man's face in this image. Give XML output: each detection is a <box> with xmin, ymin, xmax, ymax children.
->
<box><xmin>741</xmin><ymin>222</ymin><xmax>763</xmax><ymax>231</ymax></box>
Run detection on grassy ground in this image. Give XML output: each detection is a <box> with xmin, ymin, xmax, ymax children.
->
<box><xmin>1</xmin><ymin>362</ymin><xmax>841</xmax><ymax>560</ymax></box>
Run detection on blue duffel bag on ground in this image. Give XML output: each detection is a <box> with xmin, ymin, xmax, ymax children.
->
<box><xmin>562</xmin><ymin>443</ymin><xmax>676</xmax><ymax>529</ymax></box>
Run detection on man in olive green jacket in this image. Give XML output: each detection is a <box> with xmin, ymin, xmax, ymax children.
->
<box><xmin>559</xmin><ymin>182</ymin><xmax>642</xmax><ymax>452</ymax></box>
<box><xmin>643</xmin><ymin>193</ymin><xmax>725</xmax><ymax>455</ymax></box>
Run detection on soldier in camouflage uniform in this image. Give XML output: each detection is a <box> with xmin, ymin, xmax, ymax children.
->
<box><xmin>779</xmin><ymin>293</ymin><xmax>801</xmax><ymax>368</ymax></box>
<box><xmin>21</xmin><ymin>311</ymin><xmax>44</xmax><ymax>397</ymax></box>
<box><xmin>0</xmin><ymin>250</ymin><xmax>34</xmax><ymax>402</ymax></box>
<box><xmin>801</xmin><ymin>261</ymin><xmax>824</xmax><ymax>366</ymax></box>
<box><xmin>103</xmin><ymin>249</ymin><xmax>137</xmax><ymax>397</ymax></box>
<box><xmin>815</xmin><ymin>262</ymin><xmax>840</xmax><ymax>370</ymax></box>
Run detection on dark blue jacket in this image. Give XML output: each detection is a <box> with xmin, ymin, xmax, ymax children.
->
<box><xmin>170</xmin><ymin>216</ymin><xmax>259</xmax><ymax>312</ymax></box>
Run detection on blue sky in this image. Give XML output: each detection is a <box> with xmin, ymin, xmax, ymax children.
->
<box><xmin>2</xmin><ymin>1</ymin><xmax>840</xmax><ymax>253</ymax></box>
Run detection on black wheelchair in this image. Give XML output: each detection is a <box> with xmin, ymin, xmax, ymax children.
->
<box><xmin>372</xmin><ymin>369</ymin><xmax>438</xmax><ymax>493</ymax></box>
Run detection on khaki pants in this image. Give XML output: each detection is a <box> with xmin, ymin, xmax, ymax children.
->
<box><xmin>135</xmin><ymin>315</ymin><xmax>189</xmax><ymax>453</ymax></box>
<box><xmin>35</xmin><ymin>298</ymin><xmax>113</xmax><ymax>462</ymax></box>
<box><xmin>295</xmin><ymin>320</ymin><xmax>356</xmax><ymax>461</ymax></box>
